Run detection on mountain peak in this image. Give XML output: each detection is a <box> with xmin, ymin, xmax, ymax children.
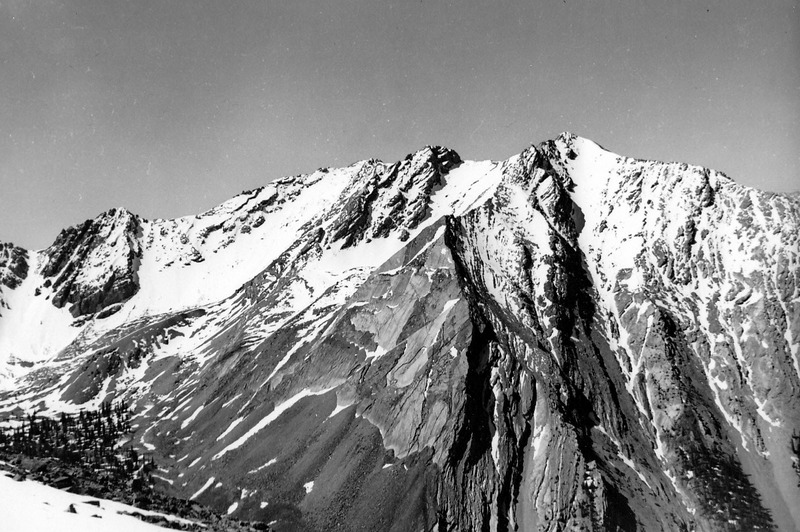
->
<box><xmin>0</xmin><ymin>138</ymin><xmax>798</xmax><ymax>531</ymax></box>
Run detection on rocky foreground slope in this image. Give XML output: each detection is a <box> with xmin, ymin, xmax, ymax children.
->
<box><xmin>1</xmin><ymin>134</ymin><xmax>798</xmax><ymax>531</ymax></box>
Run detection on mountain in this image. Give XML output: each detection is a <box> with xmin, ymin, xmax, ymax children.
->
<box><xmin>1</xmin><ymin>133</ymin><xmax>798</xmax><ymax>531</ymax></box>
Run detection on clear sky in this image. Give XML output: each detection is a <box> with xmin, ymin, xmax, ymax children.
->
<box><xmin>1</xmin><ymin>0</ymin><xmax>798</xmax><ymax>250</ymax></box>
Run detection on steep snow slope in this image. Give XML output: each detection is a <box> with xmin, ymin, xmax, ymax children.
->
<box><xmin>0</xmin><ymin>164</ymin><xmax>361</xmax><ymax>384</ymax></box>
<box><xmin>0</xmin><ymin>135</ymin><xmax>798</xmax><ymax>531</ymax></box>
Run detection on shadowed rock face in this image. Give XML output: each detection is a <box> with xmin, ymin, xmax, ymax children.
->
<box><xmin>40</xmin><ymin>207</ymin><xmax>142</xmax><ymax>317</ymax></box>
<box><xmin>0</xmin><ymin>243</ymin><xmax>28</xmax><ymax>290</ymax></box>
<box><xmin>0</xmin><ymin>243</ymin><xmax>29</xmax><ymax>314</ymax></box>
<box><xmin>1</xmin><ymin>137</ymin><xmax>798</xmax><ymax>531</ymax></box>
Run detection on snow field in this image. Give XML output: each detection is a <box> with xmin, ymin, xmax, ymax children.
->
<box><xmin>0</xmin><ymin>469</ymin><xmax>199</xmax><ymax>532</ymax></box>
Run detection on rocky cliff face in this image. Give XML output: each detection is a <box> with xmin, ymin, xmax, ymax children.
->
<box><xmin>0</xmin><ymin>243</ymin><xmax>28</xmax><ymax>291</ymax></box>
<box><xmin>41</xmin><ymin>207</ymin><xmax>143</xmax><ymax>318</ymax></box>
<box><xmin>0</xmin><ymin>134</ymin><xmax>798</xmax><ymax>531</ymax></box>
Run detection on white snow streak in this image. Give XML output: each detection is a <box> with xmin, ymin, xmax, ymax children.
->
<box><xmin>189</xmin><ymin>476</ymin><xmax>215</xmax><ymax>500</ymax></box>
<box><xmin>214</xmin><ymin>386</ymin><xmax>336</xmax><ymax>460</ymax></box>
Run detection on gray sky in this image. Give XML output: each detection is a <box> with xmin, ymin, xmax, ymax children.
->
<box><xmin>1</xmin><ymin>0</ymin><xmax>798</xmax><ymax>250</ymax></box>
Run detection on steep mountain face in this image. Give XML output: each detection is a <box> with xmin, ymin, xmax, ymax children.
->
<box><xmin>1</xmin><ymin>134</ymin><xmax>798</xmax><ymax>531</ymax></box>
<box><xmin>41</xmin><ymin>207</ymin><xmax>142</xmax><ymax>318</ymax></box>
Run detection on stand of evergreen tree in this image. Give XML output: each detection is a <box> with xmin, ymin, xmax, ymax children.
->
<box><xmin>0</xmin><ymin>400</ymin><xmax>153</xmax><ymax>484</ymax></box>
<box><xmin>0</xmin><ymin>401</ymin><xmax>270</xmax><ymax>531</ymax></box>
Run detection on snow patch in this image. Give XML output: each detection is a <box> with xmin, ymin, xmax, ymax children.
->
<box><xmin>248</xmin><ymin>458</ymin><xmax>278</xmax><ymax>474</ymax></box>
<box><xmin>180</xmin><ymin>405</ymin><xmax>204</xmax><ymax>430</ymax></box>
<box><xmin>216</xmin><ymin>417</ymin><xmax>244</xmax><ymax>441</ymax></box>
<box><xmin>327</xmin><ymin>399</ymin><xmax>354</xmax><ymax>419</ymax></box>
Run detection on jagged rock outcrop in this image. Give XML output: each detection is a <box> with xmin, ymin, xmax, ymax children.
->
<box><xmin>0</xmin><ymin>135</ymin><xmax>797</xmax><ymax>531</ymax></box>
<box><xmin>0</xmin><ymin>243</ymin><xmax>28</xmax><ymax>291</ymax></box>
<box><xmin>40</xmin><ymin>207</ymin><xmax>142</xmax><ymax>318</ymax></box>
<box><xmin>0</xmin><ymin>243</ymin><xmax>29</xmax><ymax>320</ymax></box>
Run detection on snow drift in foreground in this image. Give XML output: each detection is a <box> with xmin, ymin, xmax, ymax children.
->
<box><xmin>0</xmin><ymin>468</ymin><xmax>199</xmax><ymax>532</ymax></box>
